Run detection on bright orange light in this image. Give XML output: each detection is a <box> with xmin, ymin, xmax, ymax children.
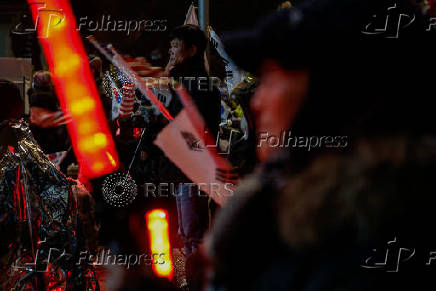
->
<box><xmin>51</xmin><ymin>14</ymin><xmax>66</xmax><ymax>31</ymax></box>
<box><xmin>145</xmin><ymin>209</ymin><xmax>173</xmax><ymax>280</ymax></box>
<box><xmin>28</xmin><ymin>0</ymin><xmax>119</xmax><ymax>179</ymax></box>
<box><xmin>77</xmin><ymin>121</ymin><xmax>97</xmax><ymax>135</ymax></box>
<box><xmin>93</xmin><ymin>133</ymin><xmax>108</xmax><ymax>147</ymax></box>
<box><xmin>70</xmin><ymin>98</ymin><xmax>95</xmax><ymax>115</ymax></box>
<box><xmin>78</xmin><ymin>137</ymin><xmax>95</xmax><ymax>153</ymax></box>
<box><xmin>78</xmin><ymin>133</ymin><xmax>108</xmax><ymax>152</ymax></box>
<box><xmin>54</xmin><ymin>53</ymin><xmax>81</xmax><ymax>76</ymax></box>
<box><xmin>92</xmin><ymin>162</ymin><xmax>104</xmax><ymax>171</ymax></box>
<box><xmin>106</xmin><ymin>152</ymin><xmax>117</xmax><ymax>167</ymax></box>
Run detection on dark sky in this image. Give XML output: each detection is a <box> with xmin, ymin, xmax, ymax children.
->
<box><xmin>71</xmin><ymin>0</ymin><xmax>286</xmax><ymax>31</ymax></box>
<box><xmin>2</xmin><ymin>0</ymin><xmax>296</xmax><ymax>70</ymax></box>
<box><xmin>69</xmin><ymin>0</ymin><xmax>289</xmax><ymax>55</ymax></box>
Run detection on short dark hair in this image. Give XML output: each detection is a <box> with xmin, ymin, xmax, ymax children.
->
<box><xmin>0</xmin><ymin>79</ymin><xmax>23</xmax><ymax>121</ymax></box>
<box><xmin>170</xmin><ymin>25</ymin><xmax>207</xmax><ymax>57</ymax></box>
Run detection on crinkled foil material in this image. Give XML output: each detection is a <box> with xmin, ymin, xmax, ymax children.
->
<box><xmin>0</xmin><ymin>121</ymin><xmax>98</xmax><ymax>290</ymax></box>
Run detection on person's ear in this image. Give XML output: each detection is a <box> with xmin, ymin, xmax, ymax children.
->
<box><xmin>188</xmin><ymin>45</ymin><xmax>197</xmax><ymax>58</ymax></box>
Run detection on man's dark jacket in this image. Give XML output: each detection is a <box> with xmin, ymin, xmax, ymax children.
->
<box><xmin>158</xmin><ymin>56</ymin><xmax>222</xmax><ymax>184</ymax></box>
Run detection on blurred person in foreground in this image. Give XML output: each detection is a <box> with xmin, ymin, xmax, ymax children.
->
<box><xmin>204</xmin><ymin>0</ymin><xmax>436</xmax><ymax>290</ymax></box>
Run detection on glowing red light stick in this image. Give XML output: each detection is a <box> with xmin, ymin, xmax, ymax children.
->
<box><xmin>145</xmin><ymin>209</ymin><xmax>174</xmax><ymax>280</ymax></box>
<box><xmin>27</xmin><ymin>0</ymin><xmax>119</xmax><ymax>178</ymax></box>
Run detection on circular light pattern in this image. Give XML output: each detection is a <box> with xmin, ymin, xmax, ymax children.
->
<box><xmin>102</xmin><ymin>172</ymin><xmax>137</xmax><ymax>207</ymax></box>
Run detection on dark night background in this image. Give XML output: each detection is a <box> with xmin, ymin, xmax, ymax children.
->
<box><xmin>0</xmin><ymin>0</ymin><xmax>299</xmax><ymax>69</ymax></box>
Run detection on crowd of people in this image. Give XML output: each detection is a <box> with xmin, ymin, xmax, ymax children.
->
<box><xmin>2</xmin><ymin>0</ymin><xmax>436</xmax><ymax>290</ymax></box>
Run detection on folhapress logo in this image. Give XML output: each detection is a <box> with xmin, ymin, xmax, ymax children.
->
<box><xmin>362</xmin><ymin>2</ymin><xmax>436</xmax><ymax>38</ymax></box>
<box><xmin>12</xmin><ymin>2</ymin><xmax>167</xmax><ymax>38</ymax></box>
<box><xmin>362</xmin><ymin>4</ymin><xmax>415</xmax><ymax>38</ymax></box>
<box><xmin>11</xmin><ymin>2</ymin><xmax>65</xmax><ymax>38</ymax></box>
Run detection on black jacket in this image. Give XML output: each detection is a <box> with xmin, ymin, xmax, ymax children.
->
<box><xmin>158</xmin><ymin>56</ymin><xmax>222</xmax><ymax>184</ymax></box>
<box><xmin>207</xmin><ymin>137</ymin><xmax>436</xmax><ymax>291</ymax></box>
<box><xmin>168</xmin><ymin>56</ymin><xmax>221</xmax><ymax>138</ymax></box>
<box><xmin>28</xmin><ymin>89</ymin><xmax>70</xmax><ymax>153</ymax></box>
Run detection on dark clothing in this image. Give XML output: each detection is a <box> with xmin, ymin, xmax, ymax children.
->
<box><xmin>158</xmin><ymin>56</ymin><xmax>222</xmax><ymax>184</ymax></box>
<box><xmin>207</xmin><ymin>138</ymin><xmax>436</xmax><ymax>291</ymax></box>
<box><xmin>168</xmin><ymin>56</ymin><xmax>221</xmax><ymax>138</ymax></box>
<box><xmin>28</xmin><ymin>88</ymin><xmax>59</xmax><ymax>111</ymax></box>
<box><xmin>28</xmin><ymin>89</ymin><xmax>70</xmax><ymax>153</ymax></box>
<box><xmin>176</xmin><ymin>184</ymin><xmax>209</xmax><ymax>256</ymax></box>
<box><xmin>164</xmin><ymin>56</ymin><xmax>221</xmax><ymax>256</ymax></box>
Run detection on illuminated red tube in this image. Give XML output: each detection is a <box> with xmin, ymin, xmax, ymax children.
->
<box><xmin>27</xmin><ymin>0</ymin><xmax>119</xmax><ymax>178</ymax></box>
<box><xmin>145</xmin><ymin>209</ymin><xmax>174</xmax><ymax>280</ymax></box>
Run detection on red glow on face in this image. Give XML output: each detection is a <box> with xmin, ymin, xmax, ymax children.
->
<box><xmin>27</xmin><ymin>0</ymin><xmax>119</xmax><ymax>179</ymax></box>
<box><xmin>145</xmin><ymin>209</ymin><xmax>174</xmax><ymax>280</ymax></box>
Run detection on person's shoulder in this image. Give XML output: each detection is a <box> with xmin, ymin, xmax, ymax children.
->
<box><xmin>207</xmin><ymin>172</ymin><xmax>267</xmax><ymax>252</ymax></box>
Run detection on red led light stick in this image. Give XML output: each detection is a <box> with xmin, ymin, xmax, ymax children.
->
<box><xmin>27</xmin><ymin>0</ymin><xmax>119</xmax><ymax>178</ymax></box>
<box><xmin>145</xmin><ymin>209</ymin><xmax>174</xmax><ymax>280</ymax></box>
